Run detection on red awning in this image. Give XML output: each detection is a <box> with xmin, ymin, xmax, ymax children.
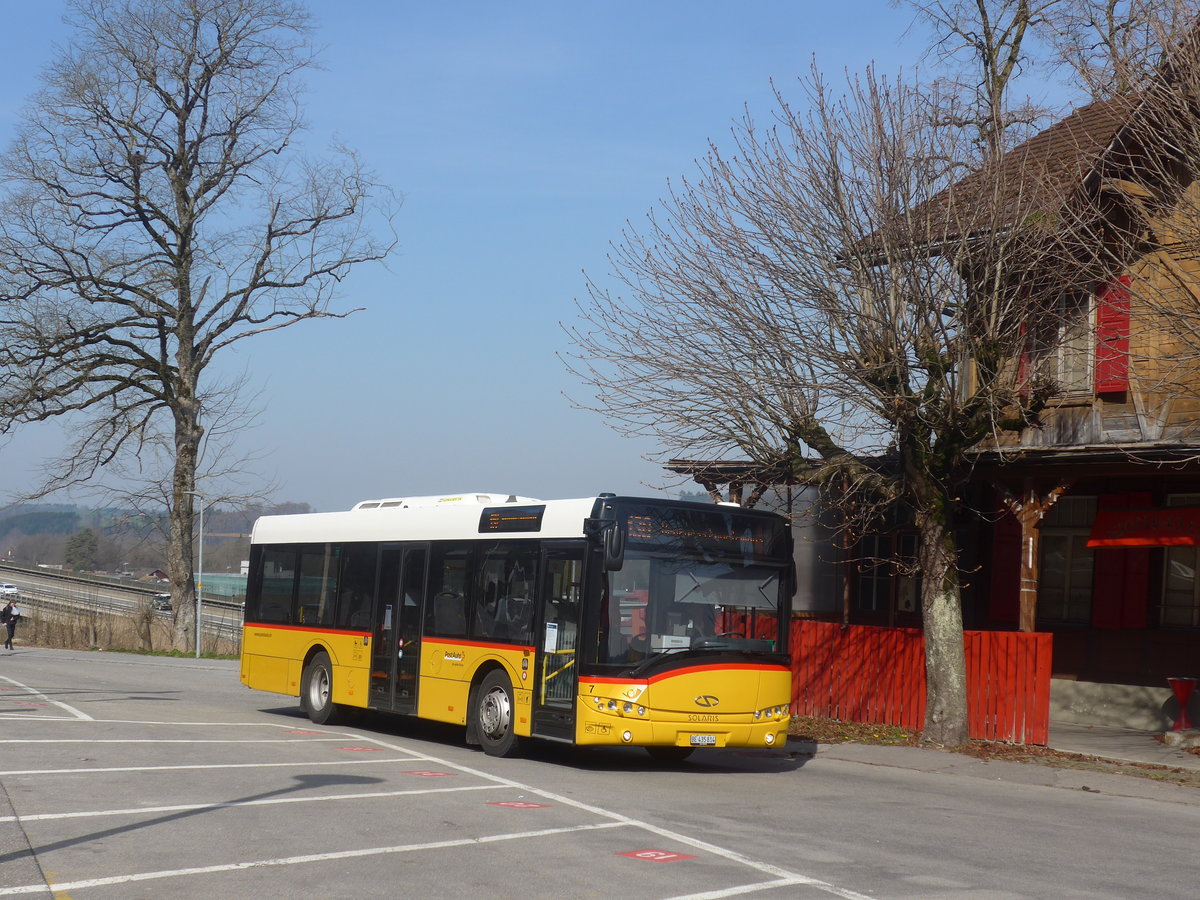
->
<box><xmin>1087</xmin><ymin>507</ymin><xmax>1200</xmax><ymax>548</ymax></box>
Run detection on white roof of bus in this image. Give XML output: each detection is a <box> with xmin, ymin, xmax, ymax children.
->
<box><xmin>250</xmin><ymin>493</ymin><xmax>604</xmax><ymax>544</ymax></box>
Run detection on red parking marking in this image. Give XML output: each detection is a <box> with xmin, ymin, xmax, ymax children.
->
<box><xmin>13</xmin><ymin>701</ymin><xmax>46</xmax><ymax>707</ymax></box>
<box><xmin>403</xmin><ymin>771</ymin><xmax>456</xmax><ymax>777</ymax></box>
<box><xmin>618</xmin><ymin>850</ymin><xmax>697</xmax><ymax>863</ymax></box>
<box><xmin>285</xmin><ymin>729</ymin><xmax>324</xmax><ymax>734</ymax></box>
<box><xmin>489</xmin><ymin>801</ymin><xmax>550</xmax><ymax>809</ymax></box>
<box><xmin>336</xmin><ymin>746</ymin><xmax>383</xmax><ymax>752</ymax></box>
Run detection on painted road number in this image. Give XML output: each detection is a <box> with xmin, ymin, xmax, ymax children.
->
<box><xmin>489</xmin><ymin>801</ymin><xmax>550</xmax><ymax>809</ymax></box>
<box><xmin>618</xmin><ymin>850</ymin><xmax>696</xmax><ymax>863</ymax></box>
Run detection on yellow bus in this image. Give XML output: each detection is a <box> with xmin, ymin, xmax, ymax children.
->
<box><xmin>240</xmin><ymin>492</ymin><xmax>793</xmax><ymax>760</ymax></box>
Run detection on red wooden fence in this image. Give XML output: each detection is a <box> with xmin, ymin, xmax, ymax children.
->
<box><xmin>790</xmin><ymin>620</ymin><xmax>1052</xmax><ymax>745</ymax></box>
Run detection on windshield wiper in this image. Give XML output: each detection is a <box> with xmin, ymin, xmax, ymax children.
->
<box><xmin>623</xmin><ymin>649</ymin><xmax>690</xmax><ymax>677</ymax></box>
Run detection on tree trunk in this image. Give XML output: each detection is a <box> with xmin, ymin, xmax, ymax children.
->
<box><xmin>166</xmin><ymin>395</ymin><xmax>203</xmax><ymax>652</ymax></box>
<box><xmin>916</xmin><ymin>500</ymin><xmax>970</xmax><ymax>747</ymax></box>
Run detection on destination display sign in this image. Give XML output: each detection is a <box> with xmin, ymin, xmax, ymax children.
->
<box><xmin>618</xmin><ymin>502</ymin><xmax>786</xmax><ymax>560</ymax></box>
<box><xmin>478</xmin><ymin>505</ymin><xmax>546</xmax><ymax>533</ymax></box>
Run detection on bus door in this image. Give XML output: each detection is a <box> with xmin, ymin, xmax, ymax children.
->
<box><xmin>532</xmin><ymin>548</ymin><xmax>584</xmax><ymax>740</ymax></box>
<box><xmin>369</xmin><ymin>544</ymin><xmax>427</xmax><ymax>715</ymax></box>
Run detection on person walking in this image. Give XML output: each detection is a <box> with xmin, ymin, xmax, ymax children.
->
<box><xmin>1</xmin><ymin>598</ymin><xmax>19</xmax><ymax>650</ymax></box>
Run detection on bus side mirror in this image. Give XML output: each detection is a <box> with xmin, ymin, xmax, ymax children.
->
<box><xmin>603</xmin><ymin>524</ymin><xmax>625</xmax><ymax>571</ymax></box>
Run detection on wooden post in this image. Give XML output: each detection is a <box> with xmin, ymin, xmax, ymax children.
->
<box><xmin>998</xmin><ymin>480</ymin><xmax>1073</xmax><ymax>633</ymax></box>
<box><xmin>1016</xmin><ymin>492</ymin><xmax>1042</xmax><ymax>633</ymax></box>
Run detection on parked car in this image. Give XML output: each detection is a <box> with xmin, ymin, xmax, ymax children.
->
<box><xmin>152</xmin><ymin>593</ymin><xmax>172</xmax><ymax>611</ymax></box>
<box><xmin>0</xmin><ymin>584</ymin><xmax>18</xmax><ymax>597</ymax></box>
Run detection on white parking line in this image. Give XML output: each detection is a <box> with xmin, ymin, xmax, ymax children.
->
<box><xmin>0</xmin><ymin>738</ymin><xmax>351</xmax><ymax>744</ymax></box>
<box><xmin>0</xmin><ymin>783</ymin><xmax>508</xmax><ymax>824</ymax></box>
<box><xmin>665</xmin><ymin>879</ymin><xmax>846</xmax><ymax>900</ymax></box>
<box><xmin>1</xmin><ymin>716</ymin><xmax>873</xmax><ymax>900</ymax></box>
<box><xmin>0</xmin><ymin>822</ymin><xmax>628</xmax><ymax>897</ymax></box>
<box><xmin>346</xmin><ymin>733</ymin><xmax>875</xmax><ymax>900</ymax></box>
<box><xmin>0</xmin><ymin>676</ymin><xmax>93</xmax><ymax>720</ymax></box>
<box><xmin>3</xmin><ymin>757</ymin><xmax>418</xmax><ymax>776</ymax></box>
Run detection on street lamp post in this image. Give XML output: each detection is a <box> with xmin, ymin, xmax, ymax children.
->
<box><xmin>184</xmin><ymin>490</ymin><xmax>205</xmax><ymax>659</ymax></box>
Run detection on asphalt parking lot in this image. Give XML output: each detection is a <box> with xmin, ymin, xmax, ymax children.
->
<box><xmin>0</xmin><ymin>650</ymin><xmax>860</xmax><ymax>900</ymax></box>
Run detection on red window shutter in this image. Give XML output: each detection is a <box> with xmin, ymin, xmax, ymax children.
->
<box><xmin>1017</xmin><ymin>322</ymin><xmax>1031</xmax><ymax>397</ymax></box>
<box><xmin>1095</xmin><ymin>275</ymin><xmax>1130</xmax><ymax>394</ymax></box>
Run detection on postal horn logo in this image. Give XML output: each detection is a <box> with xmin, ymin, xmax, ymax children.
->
<box><xmin>694</xmin><ymin>695</ymin><xmax>720</xmax><ymax>708</ymax></box>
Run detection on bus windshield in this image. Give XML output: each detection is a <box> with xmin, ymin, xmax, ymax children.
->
<box><xmin>674</xmin><ymin>563</ymin><xmax>780</xmax><ymax>609</ymax></box>
<box><xmin>596</xmin><ymin>552</ymin><xmax>787</xmax><ymax>667</ymax></box>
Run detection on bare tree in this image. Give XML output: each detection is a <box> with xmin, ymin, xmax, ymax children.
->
<box><xmin>0</xmin><ymin>0</ymin><xmax>396</xmax><ymax>649</ymax></box>
<box><xmin>896</xmin><ymin>0</ymin><xmax>1063</xmax><ymax>155</ymax></box>
<box><xmin>1038</xmin><ymin>0</ymin><xmax>1200</xmax><ymax>99</ymax></box>
<box><xmin>566</xmin><ymin>68</ymin><xmax>1088</xmax><ymax>746</ymax></box>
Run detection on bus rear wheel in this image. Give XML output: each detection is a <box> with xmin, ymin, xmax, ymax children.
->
<box><xmin>301</xmin><ymin>651</ymin><xmax>342</xmax><ymax>726</ymax></box>
<box><xmin>474</xmin><ymin>670</ymin><xmax>521</xmax><ymax>757</ymax></box>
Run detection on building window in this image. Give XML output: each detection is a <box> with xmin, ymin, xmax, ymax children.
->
<box><xmin>852</xmin><ymin>532</ymin><xmax>920</xmax><ymax>616</ymax></box>
<box><xmin>1162</xmin><ymin>495</ymin><xmax>1200</xmax><ymax>628</ymax></box>
<box><xmin>1039</xmin><ymin>496</ymin><xmax>1096</xmax><ymax>623</ymax></box>
<box><xmin>896</xmin><ymin>533</ymin><xmax>920</xmax><ymax>614</ymax></box>
<box><xmin>1031</xmin><ymin>293</ymin><xmax>1092</xmax><ymax>395</ymax></box>
<box><xmin>856</xmin><ymin>533</ymin><xmax>892</xmax><ymax>614</ymax></box>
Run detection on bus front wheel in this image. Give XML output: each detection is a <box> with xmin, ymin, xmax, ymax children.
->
<box><xmin>301</xmin><ymin>651</ymin><xmax>341</xmax><ymax>726</ymax></box>
<box><xmin>474</xmin><ymin>670</ymin><xmax>521</xmax><ymax>757</ymax></box>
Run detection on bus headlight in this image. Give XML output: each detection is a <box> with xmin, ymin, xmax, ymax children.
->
<box><xmin>753</xmin><ymin>706</ymin><xmax>788</xmax><ymax>721</ymax></box>
<box><xmin>765</xmin><ymin>732</ymin><xmax>776</xmax><ymax>745</ymax></box>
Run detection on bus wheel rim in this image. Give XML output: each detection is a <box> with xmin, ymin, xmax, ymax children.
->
<box><xmin>479</xmin><ymin>686</ymin><xmax>511</xmax><ymax>738</ymax></box>
<box><xmin>311</xmin><ymin>668</ymin><xmax>329</xmax><ymax>710</ymax></box>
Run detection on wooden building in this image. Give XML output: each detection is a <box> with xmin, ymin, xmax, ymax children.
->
<box><xmin>669</xmin><ymin>80</ymin><xmax>1200</xmax><ymax>704</ymax></box>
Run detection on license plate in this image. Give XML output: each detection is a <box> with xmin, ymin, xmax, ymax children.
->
<box><xmin>689</xmin><ymin>734</ymin><xmax>717</xmax><ymax>746</ymax></box>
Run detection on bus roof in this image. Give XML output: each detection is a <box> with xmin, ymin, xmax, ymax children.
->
<box><xmin>250</xmin><ymin>493</ymin><xmax>600</xmax><ymax>545</ymax></box>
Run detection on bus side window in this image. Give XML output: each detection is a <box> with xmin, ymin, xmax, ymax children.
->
<box><xmin>504</xmin><ymin>547</ymin><xmax>537</xmax><ymax>644</ymax></box>
<box><xmin>427</xmin><ymin>546</ymin><xmax>470</xmax><ymax>637</ymax></box>
<box><xmin>473</xmin><ymin>543</ymin><xmax>536</xmax><ymax>644</ymax></box>
<box><xmin>475</xmin><ymin>559</ymin><xmax>506</xmax><ymax>640</ymax></box>
<box><xmin>336</xmin><ymin>543</ymin><xmax>377</xmax><ymax>630</ymax></box>
<box><xmin>297</xmin><ymin>544</ymin><xmax>340</xmax><ymax>627</ymax></box>
<box><xmin>256</xmin><ymin>547</ymin><xmax>298</xmax><ymax>624</ymax></box>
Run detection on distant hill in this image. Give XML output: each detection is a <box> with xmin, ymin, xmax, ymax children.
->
<box><xmin>0</xmin><ymin>501</ymin><xmax>313</xmax><ymax>572</ymax></box>
<box><xmin>0</xmin><ymin>501</ymin><xmax>313</xmax><ymax>541</ymax></box>
<box><xmin>0</xmin><ymin>509</ymin><xmax>81</xmax><ymax>536</ymax></box>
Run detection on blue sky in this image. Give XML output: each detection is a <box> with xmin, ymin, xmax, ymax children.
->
<box><xmin>0</xmin><ymin>1</ymin><xmax>928</xmax><ymax>513</ymax></box>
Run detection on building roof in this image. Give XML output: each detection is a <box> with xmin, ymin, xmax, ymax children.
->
<box><xmin>897</xmin><ymin>95</ymin><xmax>1142</xmax><ymax>254</ymax></box>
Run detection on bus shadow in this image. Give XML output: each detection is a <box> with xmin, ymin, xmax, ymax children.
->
<box><xmin>521</xmin><ymin>740</ymin><xmax>814</xmax><ymax>774</ymax></box>
<box><xmin>260</xmin><ymin>705</ymin><xmax>466</xmax><ymax>748</ymax></box>
<box><xmin>260</xmin><ymin>705</ymin><xmax>812</xmax><ymax>774</ymax></box>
